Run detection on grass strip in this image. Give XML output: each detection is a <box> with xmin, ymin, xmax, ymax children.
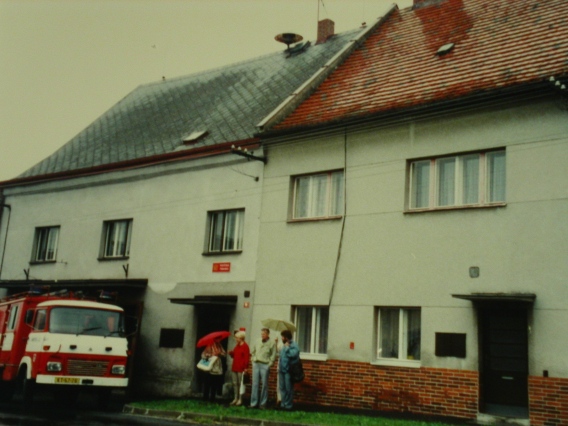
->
<box><xmin>130</xmin><ymin>399</ymin><xmax>460</xmax><ymax>426</ymax></box>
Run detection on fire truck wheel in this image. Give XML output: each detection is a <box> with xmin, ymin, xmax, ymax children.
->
<box><xmin>16</xmin><ymin>368</ymin><xmax>35</xmax><ymax>404</ymax></box>
<box><xmin>0</xmin><ymin>382</ymin><xmax>15</xmax><ymax>401</ymax></box>
<box><xmin>98</xmin><ymin>388</ymin><xmax>112</xmax><ymax>409</ymax></box>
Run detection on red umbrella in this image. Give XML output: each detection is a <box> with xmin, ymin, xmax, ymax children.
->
<box><xmin>196</xmin><ymin>330</ymin><xmax>231</xmax><ymax>348</ymax></box>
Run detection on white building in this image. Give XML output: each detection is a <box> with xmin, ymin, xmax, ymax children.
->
<box><xmin>0</xmin><ymin>22</ymin><xmax>360</xmax><ymax>397</ymax></box>
<box><xmin>253</xmin><ymin>1</ymin><xmax>568</xmax><ymax>425</ymax></box>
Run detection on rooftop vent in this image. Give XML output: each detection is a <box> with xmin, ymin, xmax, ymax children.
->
<box><xmin>436</xmin><ymin>42</ymin><xmax>454</xmax><ymax>56</ymax></box>
<box><xmin>181</xmin><ymin>130</ymin><xmax>208</xmax><ymax>145</ymax></box>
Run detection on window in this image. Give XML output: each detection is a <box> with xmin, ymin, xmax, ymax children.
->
<box><xmin>206</xmin><ymin>209</ymin><xmax>244</xmax><ymax>254</ymax></box>
<box><xmin>294</xmin><ymin>306</ymin><xmax>329</xmax><ymax>355</ymax></box>
<box><xmin>409</xmin><ymin>150</ymin><xmax>505</xmax><ymax>210</ymax></box>
<box><xmin>32</xmin><ymin>226</ymin><xmax>60</xmax><ymax>262</ymax></box>
<box><xmin>34</xmin><ymin>309</ymin><xmax>47</xmax><ymax>331</ymax></box>
<box><xmin>292</xmin><ymin>170</ymin><xmax>344</xmax><ymax>219</ymax></box>
<box><xmin>376</xmin><ymin>308</ymin><xmax>421</xmax><ymax>363</ymax></box>
<box><xmin>101</xmin><ymin>219</ymin><xmax>132</xmax><ymax>259</ymax></box>
<box><xmin>7</xmin><ymin>305</ymin><xmax>19</xmax><ymax>331</ymax></box>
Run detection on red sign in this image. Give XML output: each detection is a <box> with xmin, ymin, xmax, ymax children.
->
<box><xmin>212</xmin><ymin>262</ymin><xmax>231</xmax><ymax>273</ymax></box>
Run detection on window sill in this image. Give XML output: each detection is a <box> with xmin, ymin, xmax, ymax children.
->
<box><xmin>29</xmin><ymin>260</ymin><xmax>57</xmax><ymax>265</ymax></box>
<box><xmin>202</xmin><ymin>250</ymin><xmax>242</xmax><ymax>257</ymax></box>
<box><xmin>404</xmin><ymin>203</ymin><xmax>506</xmax><ymax>214</ymax></box>
<box><xmin>97</xmin><ymin>256</ymin><xmax>130</xmax><ymax>262</ymax></box>
<box><xmin>300</xmin><ymin>353</ymin><xmax>328</xmax><ymax>362</ymax></box>
<box><xmin>371</xmin><ymin>358</ymin><xmax>421</xmax><ymax>368</ymax></box>
<box><xmin>287</xmin><ymin>216</ymin><xmax>343</xmax><ymax>223</ymax></box>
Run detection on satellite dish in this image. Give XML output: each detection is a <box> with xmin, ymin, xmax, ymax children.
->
<box><xmin>275</xmin><ymin>33</ymin><xmax>304</xmax><ymax>51</ymax></box>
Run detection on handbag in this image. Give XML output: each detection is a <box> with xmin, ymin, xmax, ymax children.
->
<box><xmin>290</xmin><ymin>358</ymin><xmax>305</xmax><ymax>383</ymax></box>
<box><xmin>210</xmin><ymin>356</ymin><xmax>223</xmax><ymax>375</ymax></box>
<box><xmin>197</xmin><ymin>355</ymin><xmax>217</xmax><ymax>372</ymax></box>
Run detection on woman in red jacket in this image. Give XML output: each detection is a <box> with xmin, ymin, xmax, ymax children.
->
<box><xmin>228</xmin><ymin>330</ymin><xmax>250</xmax><ymax>406</ymax></box>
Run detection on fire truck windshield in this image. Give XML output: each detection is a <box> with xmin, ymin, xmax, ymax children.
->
<box><xmin>49</xmin><ymin>307</ymin><xmax>124</xmax><ymax>337</ymax></box>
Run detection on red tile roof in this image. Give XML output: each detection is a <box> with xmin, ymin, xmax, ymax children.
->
<box><xmin>274</xmin><ymin>0</ymin><xmax>568</xmax><ymax>130</ymax></box>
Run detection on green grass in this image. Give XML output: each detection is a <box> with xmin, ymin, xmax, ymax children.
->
<box><xmin>129</xmin><ymin>399</ymin><xmax>461</xmax><ymax>426</ymax></box>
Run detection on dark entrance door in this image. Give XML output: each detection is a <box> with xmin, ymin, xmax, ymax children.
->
<box><xmin>194</xmin><ymin>305</ymin><xmax>232</xmax><ymax>391</ymax></box>
<box><xmin>479</xmin><ymin>304</ymin><xmax>528</xmax><ymax>413</ymax></box>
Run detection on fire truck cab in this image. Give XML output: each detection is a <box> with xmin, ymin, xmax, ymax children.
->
<box><xmin>0</xmin><ymin>291</ymin><xmax>129</xmax><ymax>404</ymax></box>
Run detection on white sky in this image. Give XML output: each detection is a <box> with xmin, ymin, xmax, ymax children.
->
<box><xmin>0</xmin><ymin>0</ymin><xmax>413</xmax><ymax>182</ymax></box>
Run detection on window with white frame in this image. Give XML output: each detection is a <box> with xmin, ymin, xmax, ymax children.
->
<box><xmin>32</xmin><ymin>226</ymin><xmax>60</xmax><ymax>262</ymax></box>
<box><xmin>409</xmin><ymin>150</ymin><xmax>506</xmax><ymax>210</ymax></box>
<box><xmin>294</xmin><ymin>306</ymin><xmax>329</xmax><ymax>354</ymax></box>
<box><xmin>206</xmin><ymin>209</ymin><xmax>244</xmax><ymax>254</ymax></box>
<box><xmin>101</xmin><ymin>219</ymin><xmax>132</xmax><ymax>259</ymax></box>
<box><xmin>292</xmin><ymin>170</ymin><xmax>344</xmax><ymax>220</ymax></box>
<box><xmin>376</xmin><ymin>307</ymin><xmax>421</xmax><ymax>362</ymax></box>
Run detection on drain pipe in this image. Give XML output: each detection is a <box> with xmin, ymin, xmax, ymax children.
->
<box><xmin>0</xmin><ymin>192</ymin><xmax>12</xmax><ymax>281</ymax></box>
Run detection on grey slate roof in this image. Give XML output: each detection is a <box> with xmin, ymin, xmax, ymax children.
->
<box><xmin>19</xmin><ymin>30</ymin><xmax>360</xmax><ymax>179</ymax></box>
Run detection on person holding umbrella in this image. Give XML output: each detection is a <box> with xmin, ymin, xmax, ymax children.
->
<box><xmin>197</xmin><ymin>332</ymin><xmax>229</xmax><ymax>402</ymax></box>
<box><xmin>228</xmin><ymin>329</ymin><xmax>250</xmax><ymax>406</ymax></box>
<box><xmin>249</xmin><ymin>328</ymin><xmax>276</xmax><ymax>409</ymax></box>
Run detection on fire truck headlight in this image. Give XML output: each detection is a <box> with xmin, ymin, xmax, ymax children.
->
<box><xmin>111</xmin><ymin>365</ymin><xmax>126</xmax><ymax>375</ymax></box>
<box><xmin>47</xmin><ymin>361</ymin><xmax>62</xmax><ymax>372</ymax></box>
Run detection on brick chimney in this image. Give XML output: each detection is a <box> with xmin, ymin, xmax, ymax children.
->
<box><xmin>316</xmin><ymin>19</ymin><xmax>335</xmax><ymax>45</ymax></box>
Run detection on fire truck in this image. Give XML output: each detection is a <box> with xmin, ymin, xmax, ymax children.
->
<box><xmin>0</xmin><ymin>290</ymin><xmax>129</xmax><ymax>404</ymax></box>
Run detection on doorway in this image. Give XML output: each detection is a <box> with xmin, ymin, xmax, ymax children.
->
<box><xmin>194</xmin><ymin>304</ymin><xmax>233</xmax><ymax>392</ymax></box>
<box><xmin>479</xmin><ymin>304</ymin><xmax>529</xmax><ymax>418</ymax></box>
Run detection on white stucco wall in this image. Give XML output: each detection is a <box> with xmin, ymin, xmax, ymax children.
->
<box><xmin>0</xmin><ymin>152</ymin><xmax>264</xmax><ymax>395</ymax></box>
<box><xmin>255</xmin><ymin>97</ymin><xmax>568</xmax><ymax>376</ymax></box>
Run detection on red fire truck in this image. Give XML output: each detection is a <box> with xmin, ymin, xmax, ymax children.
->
<box><xmin>0</xmin><ymin>290</ymin><xmax>129</xmax><ymax>404</ymax></box>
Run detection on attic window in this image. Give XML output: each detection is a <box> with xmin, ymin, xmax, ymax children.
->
<box><xmin>437</xmin><ymin>43</ymin><xmax>454</xmax><ymax>56</ymax></box>
<box><xmin>182</xmin><ymin>130</ymin><xmax>208</xmax><ymax>145</ymax></box>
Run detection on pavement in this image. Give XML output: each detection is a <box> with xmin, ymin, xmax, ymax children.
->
<box><xmin>123</xmin><ymin>402</ymin><xmax>312</xmax><ymax>426</ymax></box>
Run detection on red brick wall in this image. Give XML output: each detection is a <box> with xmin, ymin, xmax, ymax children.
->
<box><xmin>246</xmin><ymin>360</ymin><xmax>568</xmax><ymax>424</ymax></box>
<box><xmin>529</xmin><ymin>376</ymin><xmax>568</xmax><ymax>426</ymax></box>
<box><xmin>257</xmin><ymin>360</ymin><xmax>478</xmax><ymax>420</ymax></box>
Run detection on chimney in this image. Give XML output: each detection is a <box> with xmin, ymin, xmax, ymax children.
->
<box><xmin>316</xmin><ymin>19</ymin><xmax>335</xmax><ymax>45</ymax></box>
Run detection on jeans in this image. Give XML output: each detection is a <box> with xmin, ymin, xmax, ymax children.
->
<box><xmin>250</xmin><ymin>362</ymin><xmax>270</xmax><ymax>407</ymax></box>
<box><xmin>278</xmin><ymin>371</ymin><xmax>294</xmax><ymax>409</ymax></box>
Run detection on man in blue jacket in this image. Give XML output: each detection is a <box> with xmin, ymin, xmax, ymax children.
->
<box><xmin>278</xmin><ymin>329</ymin><xmax>299</xmax><ymax>411</ymax></box>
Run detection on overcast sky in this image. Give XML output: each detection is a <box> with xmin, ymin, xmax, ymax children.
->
<box><xmin>0</xmin><ymin>0</ymin><xmax>413</xmax><ymax>182</ymax></box>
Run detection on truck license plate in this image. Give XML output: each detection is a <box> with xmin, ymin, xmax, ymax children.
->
<box><xmin>55</xmin><ymin>377</ymin><xmax>80</xmax><ymax>384</ymax></box>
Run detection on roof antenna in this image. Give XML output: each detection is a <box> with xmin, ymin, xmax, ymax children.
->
<box><xmin>275</xmin><ymin>33</ymin><xmax>304</xmax><ymax>54</ymax></box>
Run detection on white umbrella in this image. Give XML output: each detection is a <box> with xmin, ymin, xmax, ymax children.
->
<box><xmin>261</xmin><ymin>318</ymin><xmax>296</xmax><ymax>332</ymax></box>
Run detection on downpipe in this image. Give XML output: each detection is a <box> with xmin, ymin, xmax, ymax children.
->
<box><xmin>0</xmin><ymin>191</ymin><xmax>12</xmax><ymax>281</ymax></box>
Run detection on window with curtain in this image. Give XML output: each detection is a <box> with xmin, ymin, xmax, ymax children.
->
<box><xmin>101</xmin><ymin>219</ymin><xmax>132</xmax><ymax>259</ymax></box>
<box><xmin>32</xmin><ymin>226</ymin><xmax>60</xmax><ymax>262</ymax></box>
<box><xmin>206</xmin><ymin>209</ymin><xmax>244</xmax><ymax>253</ymax></box>
<box><xmin>376</xmin><ymin>307</ymin><xmax>421</xmax><ymax>362</ymax></box>
<box><xmin>294</xmin><ymin>306</ymin><xmax>329</xmax><ymax>354</ymax></box>
<box><xmin>409</xmin><ymin>150</ymin><xmax>506</xmax><ymax>210</ymax></box>
<box><xmin>292</xmin><ymin>170</ymin><xmax>344</xmax><ymax>219</ymax></box>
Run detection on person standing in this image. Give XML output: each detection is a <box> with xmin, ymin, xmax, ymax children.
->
<box><xmin>278</xmin><ymin>329</ymin><xmax>299</xmax><ymax>411</ymax></box>
<box><xmin>200</xmin><ymin>342</ymin><xmax>226</xmax><ymax>402</ymax></box>
<box><xmin>228</xmin><ymin>330</ymin><xmax>250</xmax><ymax>406</ymax></box>
<box><xmin>249</xmin><ymin>327</ymin><xmax>276</xmax><ymax>408</ymax></box>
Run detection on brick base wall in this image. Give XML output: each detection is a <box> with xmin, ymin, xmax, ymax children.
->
<box><xmin>246</xmin><ymin>360</ymin><xmax>568</xmax><ymax>424</ymax></box>
<box><xmin>256</xmin><ymin>360</ymin><xmax>478</xmax><ymax>420</ymax></box>
<box><xmin>529</xmin><ymin>376</ymin><xmax>568</xmax><ymax>426</ymax></box>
